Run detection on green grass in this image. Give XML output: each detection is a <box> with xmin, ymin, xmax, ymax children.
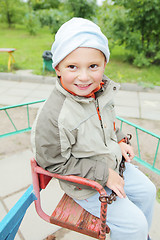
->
<box><xmin>105</xmin><ymin>45</ymin><xmax>160</xmax><ymax>86</ymax></box>
<box><xmin>0</xmin><ymin>24</ymin><xmax>160</xmax><ymax>86</ymax></box>
<box><xmin>0</xmin><ymin>24</ymin><xmax>55</xmax><ymax>75</ymax></box>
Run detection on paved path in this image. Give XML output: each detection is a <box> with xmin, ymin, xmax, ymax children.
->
<box><xmin>0</xmin><ymin>74</ymin><xmax>160</xmax><ymax>240</ymax></box>
<box><xmin>0</xmin><ymin>76</ymin><xmax>160</xmax><ymax>120</ymax></box>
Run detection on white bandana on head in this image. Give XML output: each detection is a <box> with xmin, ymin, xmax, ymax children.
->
<box><xmin>51</xmin><ymin>17</ymin><xmax>110</xmax><ymax>68</ymax></box>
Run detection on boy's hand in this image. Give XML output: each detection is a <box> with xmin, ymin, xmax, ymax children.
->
<box><xmin>106</xmin><ymin>168</ymin><xmax>126</xmax><ymax>199</ymax></box>
<box><xmin>119</xmin><ymin>141</ymin><xmax>135</xmax><ymax>162</ymax></box>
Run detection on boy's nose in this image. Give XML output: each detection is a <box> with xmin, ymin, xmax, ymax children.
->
<box><xmin>78</xmin><ymin>69</ymin><xmax>89</xmax><ymax>81</ymax></box>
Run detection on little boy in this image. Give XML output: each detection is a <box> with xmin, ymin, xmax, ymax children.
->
<box><xmin>32</xmin><ymin>18</ymin><xmax>156</xmax><ymax>240</ymax></box>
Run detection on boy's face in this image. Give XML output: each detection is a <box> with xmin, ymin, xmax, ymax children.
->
<box><xmin>55</xmin><ymin>47</ymin><xmax>106</xmax><ymax>96</ymax></box>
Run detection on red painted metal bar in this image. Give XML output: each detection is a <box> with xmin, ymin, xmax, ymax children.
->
<box><xmin>35</xmin><ymin>165</ymin><xmax>107</xmax><ymax>194</ymax></box>
<box><xmin>31</xmin><ymin>159</ymin><xmax>51</xmax><ymax>223</ymax></box>
<box><xmin>31</xmin><ymin>158</ymin><xmax>109</xmax><ymax>239</ymax></box>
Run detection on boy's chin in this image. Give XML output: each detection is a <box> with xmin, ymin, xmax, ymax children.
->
<box><xmin>75</xmin><ymin>90</ymin><xmax>92</xmax><ymax>97</ymax></box>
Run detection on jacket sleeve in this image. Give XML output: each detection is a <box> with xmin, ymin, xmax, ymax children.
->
<box><xmin>110</xmin><ymin>100</ymin><xmax>126</xmax><ymax>143</ymax></box>
<box><xmin>31</xmin><ymin>110</ymin><xmax>109</xmax><ymax>188</ymax></box>
<box><xmin>116</xmin><ymin>127</ymin><xmax>126</xmax><ymax>143</ymax></box>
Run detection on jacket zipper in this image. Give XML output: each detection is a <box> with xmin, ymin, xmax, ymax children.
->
<box><xmin>95</xmin><ymin>99</ymin><xmax>107</xmax><ymax>145</ymax></box>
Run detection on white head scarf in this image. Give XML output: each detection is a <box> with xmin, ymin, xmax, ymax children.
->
<box><xmin>51</xmin><ymin>18</ymin><xmax>110</xmax><ymax>68</ymax></box>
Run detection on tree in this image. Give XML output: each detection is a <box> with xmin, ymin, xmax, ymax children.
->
<box><xmin>98</xmin><ymin>0</ymin><xmax>160</xmax><ymax>66</ymax></box>
<box><xmin>0</xmin><ymin>0</ymin><xmax>26</xmax><ymax>27</ymax></box>
<box><xmin>29</xmin><ymin>0</ymin><xmax>61</xmax><ymax>10</ymax></box>
<box><xmin>63</xmin><ymin>0</ymin><xmax>97</xmax><ymax>20</ymax></box>
<box><xmin>37</xmin><ymin>8</ymin><xmax>71</xmax><ymax>34</ymax></box>
<box><xmin>24</xmin><ymin>0</ymin><xmax>62</xmax><ymax>35</ymax></box>
<box><xmin>36</xmin><ymin>0</ymin><xmax>98</xmax><ymax>35</ymax></box>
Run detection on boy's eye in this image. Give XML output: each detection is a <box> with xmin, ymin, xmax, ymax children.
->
<box><xmin>68</xmin><ymin>65</ymin><xmax>77</xmax><ymax>70</ymax></box>
<box><xmin>90</xmin><ymin>64</ymin><xmax>98</xmax><ymax>69</ymax></box>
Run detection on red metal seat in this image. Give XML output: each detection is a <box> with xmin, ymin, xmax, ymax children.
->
<box><xmin>31</xmin><ymin>158</ymin><xmax>110</xmax><ymax>240</ymax></box>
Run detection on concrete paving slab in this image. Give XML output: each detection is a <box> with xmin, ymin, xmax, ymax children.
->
<box><xmin>0</xmin><ymin>86</ymin><xmax>10</xmax><ymax>95</ymax></box>
<box><xmin>22</xmin><ymin>97</ymin><xmax>46</xmax><ymax>105</ymax></box>
<box><xmin>115</xmin><ymin>105</ymin><xmax>140</xmax><ymax>118</ymax></box>
<box><xmin>36</xmin><ymin>84</ymin><xmax>55</xmax><ymax>91</ymax></box>
<box><xmin>0</xmin><ymin>150</ymin><xmax>32</xmax><ymax>197</ymax></box>
<box><xmin>4</xmin><ymin>179</ymin><xmax>64</xmax><ymax>240</ymax></box>
<box><xmin>140</xmin><ymin>100</ymin><xmax>160</xmax><ymax>111</ymax></box>
<box><xmin>115</xmin><ymin>97</ymin><xmax>139</xmax><ymax>108</ymax></box>
<box><xmin>0</xmin><ymin>95</ymin><xmax>25</xmax><ymax>106</ymax></box>
<box><xmin>14</xmin><ymin>232</ymin><xmax>21</xmax><ymax>240</ymax></box>
<box><xmin>27</xmin><ymin>89</ymin><xmax>52</xmax><ymax>99</ymax></box>
<box><xmin>0</xmin><ymin>201</ymin><xmax>7</xmax><ymax>222</ymax></box>
<box><xmin>139</xmin><ymin>92</ymin><xmax>160</xmax><ymax>120</ymax></box>
<box><xmin>0</xmin><ymin>80</ymin><xmax>19</xmax><ymax>88</ymax></box>
<box><xmin>115</xmin><ymin>91</ymin><xmax>139</xmax><ymax>107</ymax></box>
<box><xmin>141</xmin><ymin>110</ymin><xmax>160</xmax><ymax>121</ymax></box>
<box><xmin>0</xmin><ymin>79</ymin><xmax>160</xmax><ymax>122</ymax></box>
<box><xmin>5</xmin><ymin>88</ymin><xmax>32</xmax><ymax>97</ymax></box>
<box><xmin>150</xmin><ymin>200</ymin><xmax>160</xmax><ymax>240</ymax></box>
<box><xmin>139</xmin><ymin>92</ymin><xmax>160</xmax><ymax>101</ymax></box>
<box><xmin>26</xmin><ymin>101</ymin><xmax>44</xmax><ymax>109</ymax></box>
<box><xmin>15</xmin><ymin>81</ymin><xmax>41</xmax><ymax>90</ymax></box>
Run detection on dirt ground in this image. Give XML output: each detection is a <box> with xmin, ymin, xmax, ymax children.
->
<box><xmin>0</xmin><ymin>106</ymin><xmax>160</xmax><ymax>190</ymax></box>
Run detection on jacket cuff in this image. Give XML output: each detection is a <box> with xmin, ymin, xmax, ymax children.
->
<box><xmin>115</xmin><ymin>127</ymin><xmax>126</xmax><ymax>143</ymax></box>
<box><xmin>118</xmin><ymin>134</ymin><xmax>132</xmax><ymax>145</ymax></box>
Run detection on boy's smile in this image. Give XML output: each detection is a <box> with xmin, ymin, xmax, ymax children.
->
<box><xmin>55</xmin><ymin>47</ymin><xmax>106</xmax><ymax>96</ymax></box>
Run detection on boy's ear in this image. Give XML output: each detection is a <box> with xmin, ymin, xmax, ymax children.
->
<box><xmin>54</xmin><ymin>65</ymin><xmax>61</xmax><ymax>77</ymax></box>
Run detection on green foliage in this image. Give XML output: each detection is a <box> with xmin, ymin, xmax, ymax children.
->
<box><xmin>0</xmin><ymin>24</ymin><xmax>160</xmax><ymax>85</ymax></box>
<box><xmin>25</xmin><ymin>12</ymin><xmax>40</xmax><ymax>35</ymax></box>
<box><xmin>97</xmin><ymin>3</ymin><xmax>126</xmax><ymax>49</ymax></box>
<box><xmin>0</xmin><ymin>0</ymin><xmax>27</xmax><ymax>27</ymax></box>
<box><xmin>35</xmin><ymin>0</ymin><xmax>98</xmax><ymax>35</ymax></box>
<box><xmin>98</xmin><ymin>0</ymin><xmax>160</xmax><ymax>67</ymax></box>
<box><xmin>0</xmin><ymin>24</ymin><xmax>55</xmax><ymax>74</ymax></box>
<box><xmin>37</xmin><ymin>8</ymin><xmax>71</xmax><ymax>34</ymax></box>
<box><xmin>0</xmin><ymin>0</ymin><xmax>98</xmax><ymax>35</ymax></box>
<box><xmin>63</xmin><ymin>0</ymin><xmax>97</xmax><ymax>19</ymax></box>
<box><xmin>104</xmin><ymin>45</ymin><xmax>160</xmax><ymax>86</ymax></box>
<box><xmin>133</xmin><ymin>53</ymin><xmax>151</xmax><ymax>68</ymax></box>
<box><xmin>31</xmin><ymin>0</ymin><xmax>61</xmax><ymax>10</ymax></box>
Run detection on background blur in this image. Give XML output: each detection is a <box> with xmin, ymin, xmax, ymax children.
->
<box><xmin>0</xmin><ymin>0</ymin><xmax>160</xmax><ymax>86</ymax></box>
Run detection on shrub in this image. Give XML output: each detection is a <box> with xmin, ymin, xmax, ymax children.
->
<box><xmin>25</xmin><ymin>12</ymin><xmax>40</xmax><ymax>35</ymax></box>
<box><xmin>97</xmin><ymin>0</ymin><xmax>160</xmax><ymax>67</ymax></box>
<box><xmin>133</xmin><ymin>53</ymin><xmax>151</xmax><ymax>67</ymax></box>
<box><xmin>36</xmin><ymin>9</ymin><xmax>71</xmax><ymax>34</ymax></box>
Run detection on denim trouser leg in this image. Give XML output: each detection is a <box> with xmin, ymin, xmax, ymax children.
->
<box><xmin>74</xmin><ymin>163</ymin><xmax>156</xmax><ymax>240</ymax></box>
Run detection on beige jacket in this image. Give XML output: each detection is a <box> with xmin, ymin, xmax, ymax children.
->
<box><xmin>31</xmin><ymin>75</ymin><xmax>126</xmax><ymax>200</ymax></box>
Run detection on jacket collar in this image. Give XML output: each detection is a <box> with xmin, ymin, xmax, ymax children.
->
<box><xmin>55</xmin><ymin>75</ymin><xmax>120</xmax><ymax>104</ymax></box>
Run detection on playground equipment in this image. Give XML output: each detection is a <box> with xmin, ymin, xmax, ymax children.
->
<box><xmin>0</xmin><ymin>48</ymin><xmax>16</xmax><ymax>71</ymax></box>
<box><xmin>0</xmin><ymin>100</ymin><xmax>159</xmax><ymax>239</ymax></box>
<box><xmin>31</xmin><ymin>158</ymin><xmax>110</xmax><ymax>240</ymax></box>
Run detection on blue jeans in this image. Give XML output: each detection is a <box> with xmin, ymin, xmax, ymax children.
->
<box><xmin>74</xmin><ymin>163</ymin><xmax>156</xmax><ymax>240</ymax></box>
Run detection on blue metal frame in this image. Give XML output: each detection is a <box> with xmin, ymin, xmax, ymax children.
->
<box><xmin>0</xmin><ymin>185</ymin><xmax>36</xmax><ymax>240</ymax></box>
